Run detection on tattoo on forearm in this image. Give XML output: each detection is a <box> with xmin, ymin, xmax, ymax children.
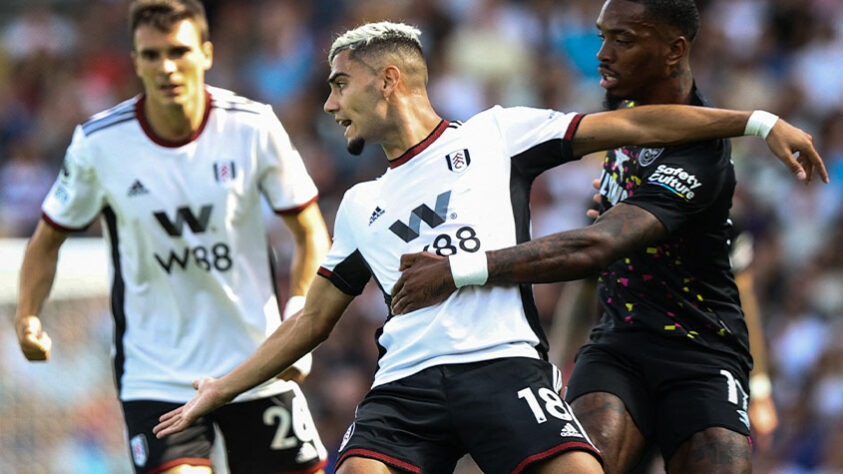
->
<box><xmin>487</xmin><ymin>204</ymin><xmax>666</xmax><ymax>284</ymax></box>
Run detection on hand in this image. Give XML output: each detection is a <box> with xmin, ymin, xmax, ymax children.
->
<box><xmin>153</xmin><ymin>376</ymin><xmax>228</xmax><ymax>438</ymax></box>
<box><xmin>16</xmin><ymin>315</ymin><xmax>52</xmax><ymax>361</ymax></box>
<box><xmin>586</xmin><ymin>178</ymin><xmax>601</xmax><ymax>220</ymax></box>
<box><xmin>748</xmin><ymin>393</ymin><xmax>778</xmax><ymax>452</ymax></box>
<box><xmin>391</xmin><ymin>252</ymin><xmax>456</xmax><ymax>315</ymax></box>
<box><xmin>765</xmin><ymin>119</ymin><xmax>829</xmax><ymax>184</ymax></box>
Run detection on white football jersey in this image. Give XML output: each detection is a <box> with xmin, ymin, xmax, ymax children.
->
<box><xmin>319</xmin><ymin>106</ymin><xmax>584</xmax><ymax>387</ymax></box>
<box><xmin>42</xmin><ymin>86</ymin><xmax>319</xmax><ymax>402</ymax></box>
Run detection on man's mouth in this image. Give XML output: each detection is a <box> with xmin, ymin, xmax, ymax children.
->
<box><xmin>336</xmin><ymin>119</ymin><xmax>352</xmax><ymax>135</ymax></box>
<box><xmin>598</xmin><ymin>67</ymin><xmax>619</xmax><ymax>89</ymax></box>
<box><xmin>160</xmin><ymin>84</ymin><xmax>182</xmax><ymax>95</ymax></box>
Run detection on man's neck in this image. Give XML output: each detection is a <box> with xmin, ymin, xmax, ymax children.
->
<box><xmin>637</xmin><ymin>66</ymin><xmax>695</xmax><ymax>106</ymax></box>
<box><xmin>382</xmin><ymin>98</ymin><xmax>442</xmax><ymax>161</ymax></box>
<box><xmin>143</xmin><ymin>91</ymin><xmax>207</xmax><ymax>142</ymax></box>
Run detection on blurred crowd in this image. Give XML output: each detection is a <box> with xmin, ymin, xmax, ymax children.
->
<box><xmin>0</xmin><ymin>0</ymin><xmax>841</xmax><ymax>472</ymax></box>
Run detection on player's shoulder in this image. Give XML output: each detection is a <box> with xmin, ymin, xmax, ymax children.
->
<box><xmin>208</xmin><ymin>86</ymin><xmax>271</xmax><ymax>117</ymax></box>
<box><xmin>337</xmin><ymin>178</ymin><xmax>382</xmax><ymax>216</ymax></box>
<box><xmin>80</xmin><ymin>95</ymin><xmax>140</xmax><ymax>138</ymax></box>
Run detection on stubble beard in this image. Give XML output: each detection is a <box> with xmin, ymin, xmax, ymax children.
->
<box><xmin>603</xmin><ymin>90</ymin><xmax>624</xmax><ymax>111</ymax></box>
<box><xmin>347</xmin><ymin>136</ymin><xmax>365</xmax><ymax>155</ymax></box>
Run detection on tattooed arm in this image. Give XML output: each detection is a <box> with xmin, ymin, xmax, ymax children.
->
<box><xmin>390</xmin><ymin>203</ymin><xmax>665</xmax><ymax>314</ymax></box>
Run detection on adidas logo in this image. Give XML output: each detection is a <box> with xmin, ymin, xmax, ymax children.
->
<box><xmin>128</xmin><ymin>179</ymin><xmax>149</xmax><ymax>196</ymax></box>
<box><xmin>369</xmin><ymin>206</ymin><xmax>385</xmax><ymax>226</ymax></box>
<box><xmin>559</xmin><ymin>423</ymin><xmax>583</xmax><ymax>438</ymax></box>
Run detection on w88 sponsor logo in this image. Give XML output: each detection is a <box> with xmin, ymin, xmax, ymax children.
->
<box><xmin>154</xmin><ymin>242</ymin><xmax>232</xmax><ymax>274</ymax></box>
<box><xmin>151</xmin><ymin>204</ymin><xmax>232</xmax><ymax>273</ymax></box>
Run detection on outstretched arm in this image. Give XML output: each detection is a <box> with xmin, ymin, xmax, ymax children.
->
<box><xmin>573</xmin><ymin>106</ymin><xmax>828</xmax><ymax>183</ymax></box>
<box><xmin>15</xmin><ymin>220</ymin><xmax>70</xmax><ymax>361</ymax></box>
<box><xmin>390</xmin><ymin>203</ymin><xmax>664</xmax><ymax>314</ymax></box>
<box><xmin>153</xmin><ymin>277</ymin><xmax>353</xmax><ymax>437</ymax></box>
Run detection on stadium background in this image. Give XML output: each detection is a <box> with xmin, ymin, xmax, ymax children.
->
<box><xmin>0</xmin><ymin>0</ymin><xmax>841</xmax><ymax>472</ymax></box>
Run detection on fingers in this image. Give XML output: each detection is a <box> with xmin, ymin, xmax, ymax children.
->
<box><xmin>591</xmin><ymin>178</ymin><xmax>600</xmax><ymax>191</ymax></box>
<box><xmin>398</xmin><ymin>253</ymin><xmax>418</xmax><ymax>271</ymax></box>
<box><xmin>802</xmin><ymin>141</ymin><xmax>829</xmax><ymax>183</ymax></box>
<box><xmin>391</xmin><ymin>283</ymin><xmax>406</xmax><ymax>314</ymax></box>
<box><xmin>153</xmin><ymin>407</ymin><xmax>185</xmax><ymax>438</ymax></box>
<box><xmin>781</xmin><ymin>149</ymin><xmax>807</xmax><ymax>181</ymax></box>
<box><xmin>391</xmin><ymin>274</ymin><xmax>406</xmax><ymax>299</ymax></box>
<box><xmin>586</xmin><ymin>209</ymin><xmax>600</xmax><ymax>220</ymax></box>
<box><xmin>770</xmin><ymin>122</ymin><xmax>829</xmax><ymax>184</ymax></box>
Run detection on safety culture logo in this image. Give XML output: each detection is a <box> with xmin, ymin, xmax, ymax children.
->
<box><xmin>647</xmin><ymin>164</ymin><xmax>703</xmax><ymax>201</ymax></box>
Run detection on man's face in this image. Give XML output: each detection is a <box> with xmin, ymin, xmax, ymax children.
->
<box><xmin>323</xmin><ymin>50</ymin><xmax>384</xmax><ymax>155</ymax></box>
<box><xmin>132</xmin><ymin>19</ymin><xmax>212</xmax><ymax>110</ymax></box>
<box><xmin>596</xmin><ymin>0</ymin><xmax>671</xmax><ymax>106</ymax></box>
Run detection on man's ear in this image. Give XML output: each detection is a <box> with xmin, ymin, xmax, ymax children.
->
<box><xmin>666</xmin><ymin>36</ymin><xmax>689</xmax><ymax>67</ymax></box>
<box><xmin>382</xmin><ymin>65</ymin><xmax>400</xmax><ymax>98</ymax></box>
<box><xmin>202</xmin><ymin>41</ymin><xmax>214</xmax><ymax>71</ymax></box>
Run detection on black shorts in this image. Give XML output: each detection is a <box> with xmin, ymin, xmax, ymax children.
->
<box><xmin>122</xmin><ymin>385</ymin><xmax>327</xmax><ymax>474</ymax></box>
<box><xmin>336</xmin><ymin>357</ymin><xmax>601</xmax><ymax>474</ymax></box>
<box><xmin>565</xmin><ymin>329</ymin><xmax>750</xmax><ymax>460</ymax></box>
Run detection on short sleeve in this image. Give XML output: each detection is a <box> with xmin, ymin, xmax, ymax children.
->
<box><xmin>41</xmin><ymin>126</ymin><xmax>106</xmax><ymax>231</ymax></box>
<box><xmin>622</xmin><ymin>141</ymin><xmax>729</xmax><ymax>233</ymax></box>
<box><xmin>257</xmin><ymin>109</ymin><xmax>319</xmax><ymax>214</ymax></box>
<box><xmin>492</xmin><ymin>106</ymin><xmax>584</xmax><ymax>160</ymax></box>
<box><xmin>317</xmin><ymin>191</ymin><xmax>371</xmax><ymax>296</ymax></box>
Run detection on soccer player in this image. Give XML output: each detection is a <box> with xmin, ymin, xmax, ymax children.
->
<box><xmin>14</xmin><ymin>1</ymin><xmax>330</xmax><ymax>473</ymax></box>
<box><xmin>390</xmin><ymin>1</ymin><xmax>826</xmax><ymax>473</ymax></box>
<box><xmin>152</xmin><ymin>21</ymin><xmax>824</xmax><ymax>474</ymax></box>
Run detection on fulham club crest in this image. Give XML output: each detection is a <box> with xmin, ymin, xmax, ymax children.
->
<box><xmin>445</xmin><ymin>149</ymin><xmax>471</xmax><ymax>173</ymax></box>
<box><xmin>213</xmin><ymin>160</ymin><xmax>237</xmax><ymax>183</ymax></box>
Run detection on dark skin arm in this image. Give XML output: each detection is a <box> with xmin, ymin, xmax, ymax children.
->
<box><xmin>390</xmin><ymin>203</ymin><xmax>664</xmax><ymax>314</ymax></box>
<box><xmin>391</xmin><ymin>106</ymin><xmax>830</xmax><ymax>314</ymax></box>
<box><xmin>573</xmin><ymin>106</ymin><xmax>827</xmax><ymax>183</ymax></box>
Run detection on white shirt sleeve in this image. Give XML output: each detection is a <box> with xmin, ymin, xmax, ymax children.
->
<box><xmin>318</xmin><ymin>189</ymin><xmax>371</xmax><ymax>295</ymax></box>
<box><xmin>41</xmin><ymin>126</ymin><xmax>106</xmax><ymax>230</ymax></box>
<box><xmin>490</xmin><ymin>106</ymin><xmax>584</xmax><ymax>158</ymax></box>
<box><xmin>257</xmin><ymin>108</ymin><xmax>319</xmax><ymax>214</ymax></box>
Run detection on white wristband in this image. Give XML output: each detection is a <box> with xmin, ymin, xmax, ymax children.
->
<box><xmin>289</xmin><ymin>352</ymin><xmax>313</xmax><ymax>377</ymax></box>
<box><xmin>749</xmin><ymin>373</ymin><xmax>772</xmax><ymax>399</ymax></box>
<box><xmin>282</xmin><ymin>295</ymin><xmax>306</xmax><ymax>321</ymax></box>
<box><xmin>744</xmin><ymin>110</ymin><xmax>779</xmax><ymax>139</ymax></box>
<box><xmin>449</xmin><ymin>252</ymin><xmax>488</xmax><ymax>288</ymax></box>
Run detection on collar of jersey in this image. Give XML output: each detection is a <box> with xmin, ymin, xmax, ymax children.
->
<box><xmin>136</xmin><ymin>88</ymin><xmax>213</xmax><ymax>148</ymax></box>
<box><xmin>388</xmin><ymin>119</ymin><xmax>450</xmax><ymax>169</ymax></box>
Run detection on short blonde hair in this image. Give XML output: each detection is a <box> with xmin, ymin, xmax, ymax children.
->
<box><xmin>328</xmin><ymin>21</ymin><xmax>423</xmax><ymax>63</ymax></box>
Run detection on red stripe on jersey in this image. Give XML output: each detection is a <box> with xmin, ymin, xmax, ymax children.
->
<box><xmin>40</xmin><ymin>210</ymin><xmax>89</xmax><ymax>232</ymax></box>
<box><xmin>388</xmin><ymin>120</ymin><xmax>450</xmax><ymax>169</ymax></box>
<box><xmin>317</xmin><ymin>267</ymin><xmax>333</xmax><ymax>278</ymax></box>
<box><xmin>272</xmin><ymin>458</ymin><xmax>327</xmax><ymax>474</ymax></box>
<box><xmin>564</xmin><ymin>113</ymin><xmax>586</xmax><ymax>141</ymax></box>
<box><xmin>274</xmin><ymin>195</ymin><xmax>319</xmax><ymax>215</ymax></box>
<box><xmin>336</xmin><ymin>448</ymin><xmax>421</xmax><ymax>473</ymax></box>
<box><xmin>146</xmin><ymin>457</ymin><xmax>211</xmax><ymax>474</ymax></box>
<box><xmin>511</xmin><ymin>441</ymin><xmax>601</xmax><ymax>474</ymax></box>
<box><xmin>136</xmin><ymin>89</ymin><xmax>213</xmax><ymax>148</ymax></box>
